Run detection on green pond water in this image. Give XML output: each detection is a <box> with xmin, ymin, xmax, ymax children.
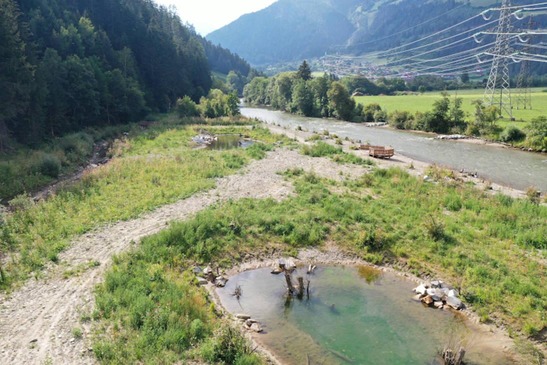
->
<box><xmin>207</xmin><ymin>134</ymin><xmax>254</xmax><ymax>150</ymax></box>
<box><xmin>217</xmin><ymin>266</ymin><xmax>515</xmax><ymax>365</ymax></box>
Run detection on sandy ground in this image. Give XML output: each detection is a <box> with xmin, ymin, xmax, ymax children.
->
<box><xmin>0</xmin><ymin>149</ymin><xmax>367</xmax><ymax>365</ymax></box>
<box><xmin>0</xmin><ymin>123</ymin><xmax>538</xmax><ymax>364</ymax></box>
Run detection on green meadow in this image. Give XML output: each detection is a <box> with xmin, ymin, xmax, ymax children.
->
<box><xmin>93</xmin><ymin>143</ymin><xmax>545</xmax><ymax>364</ymax></box>
<box><xmin>354</xmin><ymin>88</ymin><xmax>547</xmax><ymax>127</ymax></box>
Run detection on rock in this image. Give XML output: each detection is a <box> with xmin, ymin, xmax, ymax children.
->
<box><xmin>434</xmin><ymin>301</ymin><xmax>444</xmax><ymax>309</ymax></box>
<box><xmin>421</xmin><ymin>295</ymin><xmax>434</xmax><ymax>306</ymax></box>
<box><xmin>446</xmin><ymin>296</ymin><xmax>463</xmax><ymax>310</ymax></box>
<box><xmin>412</xmin><ymin>294</ymin><xmax>423</xmax><ymax>301</ymax></box>
<box><xmin>215</xmin><ymin>276</ymin><xmax>227</xmax><ymax>287</ymax></box>
<box><xmin>250</xmin><ymin>323</ymin><xmax>263</xmax><ymax>333</ymax></box>
<box><xmin>270</xmin><ymin>268</ymin><xmax>282</xmax><ymax>275</ymax></box>
<box><xmin>196</xmin><ymin>277</ymin><xmax>208</xmax><ymax>285</ymax></box>
<box><xmin>414</xmin><ymin>284</ymin><xmax>427</xmax><ymax>295</ymax></box>
<box><xmin>245</xmin><ymin>319</ymin><xmax>257</xmax><ymax>327</ymax></box>
<box><xmin>192</xmin><ymin>266</ymin><xmax>203</xmax><ymax>275</ymax></box>
<box><xmin>431</xmin><ymin>280</ymin><xmax>441</xmax><ymax>288</ymax></box>
<box><xmin>236</xmin><ymin>313</ymin><xmax>251</xmax><ymax>320</ymax></box>
<box><xmin>448</xmin><ymin>289</ymin><xmax>459</xmax><ymax>298</ymax></box>
<box><xmin>203</xmin><ymin>266</ymin><xmax>212</xmax><ymax>275</ymax></box>
<box><xmin>29</xmin><ymin>339</ymin><xmax>38</xmax><ymax>344</ymax></box>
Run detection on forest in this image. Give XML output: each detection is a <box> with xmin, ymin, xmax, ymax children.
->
<box><xmin>0</xmin><ymin>0</ymin><xmax>251</xmax><ymax>149</ymax></box>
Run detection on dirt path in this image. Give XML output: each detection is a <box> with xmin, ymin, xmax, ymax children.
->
<box><xmin>0</xmin><ymin>148</ymin><xmax>367</xmax><ymax>365</ymax></box>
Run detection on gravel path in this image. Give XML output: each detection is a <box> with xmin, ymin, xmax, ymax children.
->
<box><xmin>0</xmin><ymin>148</ymin><xmax>367</xmax><ymax>365</ymax></box>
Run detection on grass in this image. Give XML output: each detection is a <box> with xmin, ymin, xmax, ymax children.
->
<box><xmin>354</xmin><ymin>88</ymin><xmax>547</xmax><ymax>125</ymax></box>
<box><xmin>93</xmin><ymin>160</ymin><xmax>545</xmax><ymax>363</ymax></box>
<box><xmin>0</xmin><ymin>116</ymin><xmax>289</xmax><ymax>290</ymax></box>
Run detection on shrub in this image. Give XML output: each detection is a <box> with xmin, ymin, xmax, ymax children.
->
<box><xmin>8</xmin><ymin>194</ymin><xmax>34</xmax><ymax>212</ymax></box>
<box><xmin>176</xmin><ymin>95</ymin><xmax>200</xmax><ymax>118</ymax></box>
<box><xmin>424</xmin><ymin>215</ymin><xmax>445</xmax><ymax>241</ymax></box>
<box><xmin>389</xmin><ymin>110</ymin><xmax>412</xmax><ymax>129</ymax></box>
<box><xmin>500</xmin><ymin>126</ymin><xmax>526</xmax><ymax>143</ymax></box>
<box><xmin>32</xmin><ymin>153</ymin><xmax>61</xmax><ymax>178</ymax></box>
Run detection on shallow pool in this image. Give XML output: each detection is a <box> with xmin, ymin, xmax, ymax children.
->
<box><xmin>217</xmin><ymin>266</ymin><xmax>514</xmax><ymax>365</ymax></box>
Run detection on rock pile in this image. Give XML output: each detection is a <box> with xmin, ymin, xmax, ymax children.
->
<box><xmin>413</xmin><ymin>280</ymin><xmax>463</xmax><ymax>310</ymax></box>
<box><xmin>194</xmin><ymin>266</ymin><xmax>228</xmax><ymax>287</ymax></box>
<box><xmin>236</xmin><ymin>314</ymin><xmax>263</xmax><ymax>333</ymax></box>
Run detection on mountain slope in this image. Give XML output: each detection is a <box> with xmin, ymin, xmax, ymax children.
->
<box><xmin>207</xmin><ymin>0</ymin><xmax>543</xmax><ymax>67</ymax></box>
<box><xmin>207</xmin><ymin>0</ymin><xmax>358</xmax><ymax>65</ymax></box>
<box><xmin>0</xmin><ymin>0</ymin><xmax>252</xmax><ymax>147</ymax></box>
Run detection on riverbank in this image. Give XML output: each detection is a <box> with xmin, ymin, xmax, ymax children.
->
<box><xmin>264</xmin><ymin>122</ymin><xmax>531</xmax><ymax>201</ymax></box>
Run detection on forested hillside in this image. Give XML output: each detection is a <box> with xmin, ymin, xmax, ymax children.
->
<box><xmin>0</xmin><ymin>0</ymin><xmax>251</xmax><ymax>148</ymax></box>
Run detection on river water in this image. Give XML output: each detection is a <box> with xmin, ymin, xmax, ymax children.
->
<box><xmin>242</xmin><ymin>107</ymin><xmax>547</xmax><ymax>192</ymax></box>
<box><xmin>217</xmin><ymin>266</ymin><xmax>515</xmax><ymax>365</ymax></box>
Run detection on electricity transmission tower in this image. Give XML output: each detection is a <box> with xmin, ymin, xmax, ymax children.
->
<box><xmin>516</xmin><ymin>17</ymin><xmax>534</xmax><ymax>110</ymax></box>
<box><xmin>483</xmin><ymin>0</ymin><xmax>513</xmax><ymax>119</ymax></box>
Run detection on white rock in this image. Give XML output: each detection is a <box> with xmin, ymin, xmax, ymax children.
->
<box><xmin>414</xmin><ymin>284</ymin><xmax>427</xmax><ymax>295</ymax></box>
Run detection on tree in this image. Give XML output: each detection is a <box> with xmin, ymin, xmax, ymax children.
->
<box><xmin>291</xmin><ymin>80</ymin><xmax>314</xmax><ymax>116</ymax></box>
<box><xmin>363</xmin><ymin>103</ymin><xmax>382</xmax><ymax>123</ymax></box>
<box><xmin>176</xmin><ymin>96</ymin><xmax>200</xmax><ymax>117</ymax></box>
<box><xmin>524</xmin><ymin>116</ymin><xmax>547</xmax><ymax>150</ymax></box>
<box><xmin>0</xmin><ymin>0</ymin><xmax>32</xmax><ymax>149</ymax></box>
<box><xmin>466</xmin><ymin>99</ymin><xmax>500</xmax><ymax>136</ymax></box>
<box><xmin>460</xmin><ymin>72</ymin><xmax>470</xmax><ymax>84</ymax></box>
<box><xmin>296</xmin><ymin>60</ymin><xmax>312</xmax><ymax>81</ymax></box>
<box><xmin>327</xmin><ymin>82</ymin><xmax>355</xmax><ymax>121</ymax></box>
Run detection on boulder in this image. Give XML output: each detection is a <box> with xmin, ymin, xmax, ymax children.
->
<box><xmin>245</xmin><ymin>319</ymin><xmax>258</xmax><ymax>327</ymax></box>
<box><xmin>215</xmin><ymin>276</ymin><xmax>228</xmax><ymax>287</ymax></box>
<box><xmin>421</xmin><ymin>295</ymin><xmax>434</xmax><ymax>306</ymax></box>
<box><xmin>250</xmin><ymin>323</ymin><xmax>263</xmax><ymax>333</ymax></box>
<box><xmin>448</xmin><ymin>289</ymin><xmax>459</xmax><ymax>298</ymax></box>
<box><xmin>446</xmin><ymin>296</ymin><xmax>463</xmax><ymax>310</ymax></box>
<box><xmin>414</xmin><ymin>284</ymin><xmax>427</xmax><ymax>295</ymax></box>
<box><xmin>196</xmin><ymin>277</ymin><xmax>208</xmax><ymax>285</ymax></box>
<box><xmin>236</xmin><ymin>314</ymin><xmax>251</xmax><ymax>320</ymax></box>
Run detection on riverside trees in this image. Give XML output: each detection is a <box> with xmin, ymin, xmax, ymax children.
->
<box><xmin>244</xmin><ymin>62</ymin><xmax>364</xmax><ymax>122</ymax></box>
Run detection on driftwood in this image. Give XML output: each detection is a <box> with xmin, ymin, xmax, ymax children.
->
<box><xmin>442</xmin><ymin>346</ymin><xmax>466</xmax><ymax>365</ymax></box>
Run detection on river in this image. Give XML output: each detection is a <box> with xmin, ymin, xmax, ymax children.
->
<box><xmin>242</xmin><ymin>107</ymin><xmax>547</xmax><ymax>192</ymax></box>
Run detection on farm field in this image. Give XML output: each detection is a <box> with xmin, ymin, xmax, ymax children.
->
<box><xmin>354</xmin><ymin>88</ymin><xmax>547</xmax><ymax>127</ymax></box>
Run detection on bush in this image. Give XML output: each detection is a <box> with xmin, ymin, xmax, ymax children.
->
<box><xmin>32</xmin><ymin>153</ymin><xmax>61</xmax><ymax>178</ymax></box>
<box><xmin>389</xmin><ymin>110</ymin><xmax>412</xmax><ymax>129</ymax></box>
<box><xmin>500</xmin><ymin>126</ymin><xmax>526</xmax><ymax>143</ymax></box>
<box><xmin>176</xmin><ymin>95</ymin><xmax>200</xmax><ymax>118</ymax></box>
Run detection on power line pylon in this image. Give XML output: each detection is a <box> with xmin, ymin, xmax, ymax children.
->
<box><xmin>484</xmin><ymin>0</ymin><xmax>513</xmax><ymax>120</ymax></box>
<box><xmin>516</xmin><ymin>17</ymin><xmax>534</xmax><ymax>110</ymax></box>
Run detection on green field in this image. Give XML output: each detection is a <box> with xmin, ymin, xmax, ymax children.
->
<box><xmin>354</xmin><ymin>88</ymin><xmax>547</xmax><ymax>126</ymax></box>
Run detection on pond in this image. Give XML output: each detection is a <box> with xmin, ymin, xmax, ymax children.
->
<box><xmin>206</xmin><ymin>134</ymin><xmax>254</xmax><ymax>150</ymax></box>
<box><xmin>217</xmin><ymin>266</ymin><xmax>515</xmax><ymax>365</ymax></box>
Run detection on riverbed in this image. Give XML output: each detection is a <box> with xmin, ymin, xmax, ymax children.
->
<box><xmin>242</xmin><ymin>107</ymin><xmax>547</xmax><ymax>192</ymax></box>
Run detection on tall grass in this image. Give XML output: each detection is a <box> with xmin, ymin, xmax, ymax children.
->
<box><xmin>0</xmin><ymin>119</ymin><xmax>287</xmax><ymax>290</ymax></box>
<box><xmin>95</xmin><ymin>165</ymin><xmax>545</xmax><ymax>354</ymax></box>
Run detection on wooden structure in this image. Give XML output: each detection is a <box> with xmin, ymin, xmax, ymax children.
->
<box><xmin>368</xmin><ymin>146</ymin><xmax>394</xmax><ymax>159</ymax></box>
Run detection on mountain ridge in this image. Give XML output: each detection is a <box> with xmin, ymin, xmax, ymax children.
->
<box><xmin>207</xmin><ymin>0</ymin><xmax>539</xmax><ymax>67</ymax></box>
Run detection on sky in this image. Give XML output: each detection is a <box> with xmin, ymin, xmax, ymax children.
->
<box><xmin>153</xmin><ymin>0</ymin><xmax>277</xmax><ymax>36</ymax></box>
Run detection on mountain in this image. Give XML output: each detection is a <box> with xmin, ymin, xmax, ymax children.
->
<box><xmin>207</xmin><ymin>0</ymin><xmax>358</xmax><ymax>65</ymax></box>
<box><xmin>0</xmin><ymin>0</ymin><xmax>251</xmax><ymax>147</ymax></box>
<box><xmin>207</xmin><ymin>0</ymin><xmax>543</xmax><ymax>67</ymax></box>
